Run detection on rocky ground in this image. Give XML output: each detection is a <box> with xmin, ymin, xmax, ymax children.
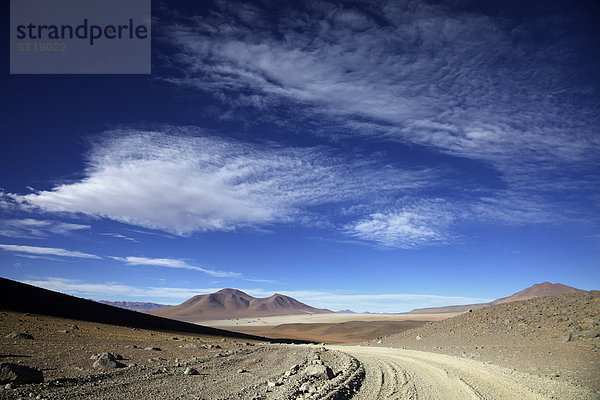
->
<box><xmin>0</xmin><ymin>311</ymin><xmax>362</xmax><ymax>400</ymax></box>
<box><xmin>366</xmin><ymin>291</ymin><xmax>600</xmax><ymax>394</ymax></box>
<box><xmin>2</xmin><ymin>291</ymin><xmax>598</xmax><ymax>399</ymax></box>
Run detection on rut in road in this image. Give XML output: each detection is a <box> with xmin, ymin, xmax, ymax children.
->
<box><xmin>327</xmin><ymin>346</ymin><xmax>598</xmax><ymax>400</ymax></box>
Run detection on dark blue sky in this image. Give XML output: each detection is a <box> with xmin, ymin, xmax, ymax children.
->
<box><xmin>1</xmin><ymin>0</ymin><xmax>599</xmax><ymax>312</ymax></box>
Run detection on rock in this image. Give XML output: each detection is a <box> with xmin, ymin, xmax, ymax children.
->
<box><xmin>70</xmin><ymin>325</ymin><xmax>79</xmax><ymax>330</ymax></box>
<box><xmin>144</xmin><ymin>347</ymin><xmax>161</xmax><ymax>351</ymax></box>
<box><xmin>416</xmin><ymin>335</ymin><xmax>424</xmax><ymax>340</ymax></box>
<box><xmin>124</xmin><ymin>345</ymin><xmax>137</xmax><ymax>349</ymax></box>
<box><xmin>289</xmin><ymin>364</ymin><xmax>300</xmax><ymax>373</ymax></box>
<box><xmin>303</xmin><ymin>364</ymin><xmax>334</xmax><ymax>380</ymax></box>
<box><xmin>299</xmin><ymin>382</ymin><xmax>312</xmax><ymax>393</ymax></box>
<box><xmin>561</xmin><ymin>333</ymin><xmax>572</xmax><ymax>343</ymax></box>
<box><xmin>0</xmin><ymin>363</ymin><xmax>44</xmax><ymax>385</ymax></box>
<box><xmin>92</xmin><ymin>353</ymin><xmax>125</xmax><ymax>369</ymax></box>
<box><xmin>584</xmin><ymin>330</ymin><xmax>599</xmax><ymax>338</ymax></box>
<box><xmin>184</xmin><ymin>367</ymin><xmax>199</xmax><ymax>375</ymax></box>
<box><xmin>90</xmin><ymin>352</ymin><xmax>123</xmax><ymax>361</ymax></box>
<box><xmin>5</xmin><ymin>332</ymin><xmax>33</xmax><ymax>340</ymax></box>
<box><xmin>267</xmin><ymin>380</ymin><xmax>281</xmax><ymax>387</ymax></box>
<box><xmin>311</xmin><ymin>359</ymin><xmax>324</xmax><ymax>365</ymax></box>
<box><xmin>5</xmin><ymin>383</ymin><xmax>14</xmax><ymax>389</ymax></box>
<box><xmin>237</xmin><ymin>369</ymin><xmax>247</xmax><ymax>373</ymax></box>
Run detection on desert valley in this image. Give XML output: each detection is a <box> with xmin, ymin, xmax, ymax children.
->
<box><xmin>1</xmin><ymin>278</ymin><xmax>598</xmax><ymax>399</ymax></box>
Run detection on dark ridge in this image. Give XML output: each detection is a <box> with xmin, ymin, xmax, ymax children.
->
<box><xmin>0</xmin><ymin>277</ymin><xmax>312</xmax><ymax>345</ymax></box>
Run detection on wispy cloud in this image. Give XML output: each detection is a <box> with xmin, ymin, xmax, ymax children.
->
<box><xmin>115</xmin><ymin>256</ymin><xmax>241</xmax><ymax>278</ymax></box>
<box><xmin>0</xmin><ymin>244</ymin><xmax>102</xmax><ymax>259</ymax></box>
<box><xmin>161</xmin><ymin>0</ymin><xmax>599</xmax><ymax>224</ymax></box>
<box><xmin>0</xmin><ymin>218</ymin><xmax>90</xmax><ymax>239</ymax></box>
<box><xmin>20</xmin><ymin>277</ymin><xmax>491</xmax><ymax>312</ymax></box>
<box><xmin>15</xmin><ymin>129</ymin><xmax>434</xmax><ymax>236</ymax></box>
<box><xmin>99</xmin><ymin>233</ymin><xmax>138</xmax><ymax>242</ymax></box>
<box><xmin>344</xmin><ymin>199</ymin><xmax>455</xmax><ymax>248</ymax></box>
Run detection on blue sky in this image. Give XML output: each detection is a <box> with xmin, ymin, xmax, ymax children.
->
<box><xmin>1</xmin><ymin>0</ymin><xmax>599</xmax><ymax>312</ymax></box>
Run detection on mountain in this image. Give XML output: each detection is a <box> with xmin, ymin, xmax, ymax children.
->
<box><xmin>97</xmin><ymin>300</ymin><xmax>167</xmax><ymax>312</ymax></box>
<box><xmin>0</xmin><ymin>278</ymin><xmax>271</xmax><ymax>341</ymax></box>
<box><xmin>490</xmin><ymin>282</ymin><xmax>584</xmax><ymax>304</ymax></box>
<box><xmin>408</xmin><ymin>282</ymin><xmax>585</xmax><ymax>314</ymax></box>
<box><xmin>149</xmin><ymin>288</ymin><xmax>332</xmax><ymax>322</ymax></box>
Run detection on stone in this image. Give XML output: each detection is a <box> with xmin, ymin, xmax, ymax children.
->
<box><xmin>267</xmin><ymin>380</ymin><xmax>281</xmax><ymax>387</ymax></box>
<box><xmin>92</xmin><ymin>353</ymin><xmax>125</xmax><ymax>369</ymax></box>
<box><xmin>0</xmin><ymin>363</ymin><xmax>44</xmax><ymax>385</ymax></box>
<box><xmin>289</xmin><ymin>364</ymin><xmax>300</xmax><ymax>373</ymax></box>
<box><xmin>299</xmin><ymin>382</ymin><xmax>312</xmax><ymax>393</ymax></box>
<box><xmin>303</xmin><ymin>364</ymin><xmax>334</xmax><ymax>380</ymax></box>
<box><xmin>584</xmin><ymin>330</ymin><xmax>599</xmax><ymax>338</ymax></box>
<box><xmin>416</xmin><ymin>335</ymin><xmax>424</xmax><ymax>340</ymax></box>
<box><xmin>561</xmin><ymin>333</ymin><xmax>572</xmax><ymax>343</ymax></box>
<box><xmin>144</xmin><ymin>347</ymin><xmax>162</xmax><ymax>351</ymax></box>
<box><xmin>5</xmin><ymin>333</ymin><xmax>33</xmax><ymax>340</ymax></box>
<box><xmin>237</xmin><ymin>369</ymin><xmax>247</xmax><ymax>373</ymax></box>
<box><xmin>70</xmin><ymin>325</ymin><xmax>79</xmax><ymax>330</ymax></box>
<box><xmin>184</xmin><ymin>367</ymin><xmax>199</xmax><ymax>375</ymax></box>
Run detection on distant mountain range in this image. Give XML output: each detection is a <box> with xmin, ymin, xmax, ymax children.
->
<box><xmin>407</xmin><ymin>282</ymin><xmax>585</xmax><ymax>314</ymax></box>
<box><xmin>97</xmin><ymin>300</ymin><xmax>167</xmax><ymax>312</ymax></box>
<box><xmin>149</xmin><ymin>288</ymin><xmax>332</xmax><ymax>322</ymax></box>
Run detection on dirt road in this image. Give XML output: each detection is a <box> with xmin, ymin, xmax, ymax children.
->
<box><xmin>328</xmin><ymin>345</ymin><xmax>598</xmax><ymax>400</ymax></box>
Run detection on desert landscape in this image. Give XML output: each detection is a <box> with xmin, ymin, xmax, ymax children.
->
<box><xmin>3</xmin><ymin>0</ymin><xmax>599</xmax><ymax>399</ymax></box>
<box><xmin>1</xmin><ymin>278</ymin><xmax>598</xmax><ymax>399</ymax></box>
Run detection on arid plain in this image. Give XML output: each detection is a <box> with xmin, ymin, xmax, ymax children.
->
<box><xmin>1</xmin><ymin>279</ymin><xmax>598</xmax><ymax>399</ymax></box>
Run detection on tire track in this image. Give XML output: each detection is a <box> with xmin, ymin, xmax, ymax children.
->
<box><xmin>327</xmin><ymin>346</ymin><xmax>597</xmax><ymax>400</ymax></box>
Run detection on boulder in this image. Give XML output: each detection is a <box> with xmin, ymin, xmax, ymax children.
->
<box><xmin>303</xmin><ymin>364</ymin><xmax>334</xmax><ymax>380</ymax></box>
<box><xmin>0</xmin><ymin>363</ymin><xmax>43</xmax><ymax>385</ymax></box>
<box><xmin>5</xmin><ymin>332</ymin><xmax>33</xmax><ymax>340</ymax></box>
<box><xmin>92</xmin><ymin>353</ymin><xmax>125</xmax><ymax>369</ymax></box>
<box><xmin>184</xmin><ymin>367</ymin><xmax>199</xmax><ymax>375</ymax></box>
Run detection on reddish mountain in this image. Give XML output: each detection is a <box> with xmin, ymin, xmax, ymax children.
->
<box><xmin>490</xmin><ymin>282</ymin><xmax>585</xmax><ymax>305</ymax></box>
<box><xmin>149</xmin><ymin>289</ymin><xmax>332</xmax><ymax>322</ymax></box>
<box><xmin>408</xmin><ymin>282</ymin><xmax>585</xmax><ymax>314</ymax></box>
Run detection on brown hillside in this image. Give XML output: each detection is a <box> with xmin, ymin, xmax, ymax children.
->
<box><xmin>374</xmin><ymin>290</ymin><xmax>600</xmax><ymax>391</ymax></box>
<box><xmin>150</xmin><ymin>289</ymin><xmax>332</xmax><ymax>322</ymax></box>
<box><xmin>408</xmin><ymin>282</ymin><xmax>585</xmax><ymax>314</ymax></box>
<box><xmin>491</xmin><ymin>281</ymin><xmax>585</xmax><ymax>304</ymax></box>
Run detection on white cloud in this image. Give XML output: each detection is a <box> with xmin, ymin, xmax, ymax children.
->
<box><xmin>99</xmin><ymin>233</ymin><xmax>138</xmax><ymax>242</ymax></box>
<box><xmin>0</xmin><ymin>244</ymin><xmax>101</xmax><ymax>259</ymax></box>
<box><xmin>115</xmin><ymin>256</ymin><xmax>241</xmax><ymax>278</ymax></box>
<box><xmin>16</xmin><ymin>129</ymin><xmax>434</xmax><ymax>236</ymax></box>
<box><xmin>162</xmin><ymin>0</ymin><xmax>599</xmax><ymax>207</ymax></box>
<box><xmin>20</xmin><ymin>277</ymin><xmax>491</xmax><ymax>312</ymax></box>
<box><xmin>344</xmin><ymin>200</ymin><xmax>455</xmax><ymax>248</ymax></box>
<box><xmin>0</xmin><ymin>218</ymin><xmax>90</xmax><ymax>238</ymax></box>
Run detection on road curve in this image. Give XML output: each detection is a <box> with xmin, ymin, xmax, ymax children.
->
<box><xmin>327</xmin><ymin>345</ymin><xmax>597</xmax><ymax>400</ymax></box>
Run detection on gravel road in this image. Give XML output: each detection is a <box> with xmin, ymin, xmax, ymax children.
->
<box><xmin>328</xmin><ymin>346</ymin><xmax>598</xmax><ymax>400</ymax></box>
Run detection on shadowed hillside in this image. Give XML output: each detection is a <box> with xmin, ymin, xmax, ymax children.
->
<box><xmin>0</xmin><ymin>277</ymin><xmax>306</xmax><ymax>343</ymax></box>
